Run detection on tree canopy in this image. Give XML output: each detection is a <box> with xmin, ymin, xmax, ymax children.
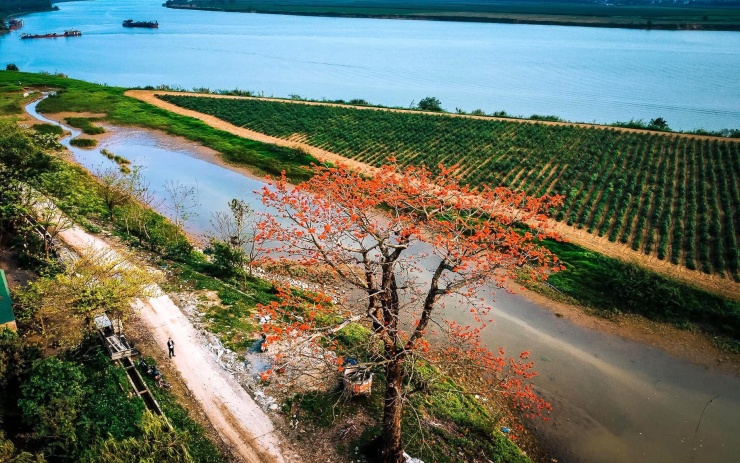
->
<box><xmin>257</xmin><ymin>162</ymin><xmax>562</xmax><ymax>462</ymax></box>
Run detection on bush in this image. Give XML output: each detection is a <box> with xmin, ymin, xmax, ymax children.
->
<box><xmin>6</xmin><ymin>63</ymin><xmax>19</xmax><ymax>71</ymax></box>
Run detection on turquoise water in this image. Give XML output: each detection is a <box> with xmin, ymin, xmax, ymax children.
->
<box><xmin>3</xmin><ymin>0</ymin><xmax>739</xmax><ymax>131</ymax></box>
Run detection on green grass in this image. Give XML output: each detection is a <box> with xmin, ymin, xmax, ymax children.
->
<box><xmin>0</xmin><ymin>82</ymin><xmax>31</xmax><ymax>115</ymax></box>
<box><xmin>1</xmin><ymin>71</ymin><xmax>317</xmax><ymax>182</ymax></box>
<box><xmin>31</xmin><ymin>122</ymin><xmax>63</xmax><ymax>136</ymax></box>
<box><xmin>535</xmin><ymin>239</ymin><xmax>740</xmax><ymax>340</ymax></box>
<box><xmin>69</xmin><ymin>137</ymin><xmax>97</xmax><ymax>148</ymax></box>
<box><xmin>64</xmin><ymin>116</ymin><xmax>105</xmax><ymax>135</ymax></box>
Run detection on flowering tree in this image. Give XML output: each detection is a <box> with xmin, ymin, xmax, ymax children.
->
<box><xmin>257</xmin><ymin>163</ymin><xmax>562</xmax><ymax>463</ymax></box>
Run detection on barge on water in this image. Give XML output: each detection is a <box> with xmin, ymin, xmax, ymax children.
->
<box><xmin>21</xmin><ymin>29</ymin><xmax>82</xmax><ymax>39</ymax></box>
<box><xmin>122</xmin><ymin>19</ymin><xmax>158</xmax><ymax>28</ymax></box>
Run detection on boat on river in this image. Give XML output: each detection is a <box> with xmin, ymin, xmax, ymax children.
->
<box><xmin>122</xmin><ymin>19</ymin><xmax>158</xmax><ymax>28</ymax></box>
<box><xmin>8</xmin><ymin>19</ymin><xmax>23</xmax><ymax>30</ymax></box>
<box><xmin>20</xmin><ymin>29</ymin><xmax>82</xmax><ymax>39</ymax></box>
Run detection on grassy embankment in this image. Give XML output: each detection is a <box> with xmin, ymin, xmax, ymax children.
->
<box><xmin>0</xmin><ymin>78</ymin><xmax>533</xmax><ymax>462</ymax></box>
<box><xmin>4</xmin><ymin>70</ymin><xmax>738</xmax><ymax>350</ymax></box>
<box><xmin>164</xmin><ymin>0</ymin><xmax>740</xmax><ymax>30</ymax></box>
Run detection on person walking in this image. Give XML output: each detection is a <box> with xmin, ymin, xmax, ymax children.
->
<box><xmin>167</xmin><ymin>337</ymin><xmax>175</xmax><ymax>358</ymax></box>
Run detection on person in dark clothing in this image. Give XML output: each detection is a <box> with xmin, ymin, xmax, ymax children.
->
<box><xmin>167</xmin><ymin>337</ymin><xmax>175</xmax><ymax>358</ymax></box>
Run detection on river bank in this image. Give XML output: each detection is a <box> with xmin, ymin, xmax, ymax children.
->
<box><xmin>163</xmin><ymin>1</ymin><xmax>740</xmax><ymax>31</ymax></box>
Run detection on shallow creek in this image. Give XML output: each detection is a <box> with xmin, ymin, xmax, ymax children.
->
<box><xmin>26</xmin><ymin>99</ymin><xmax>740</xmax><ymax>463</ymax></box>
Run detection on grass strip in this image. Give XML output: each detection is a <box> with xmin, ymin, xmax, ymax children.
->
<box><xmin>1</xmin><ymin>71</ymin><xmax>317</xmax><ymax>182</ymax></box>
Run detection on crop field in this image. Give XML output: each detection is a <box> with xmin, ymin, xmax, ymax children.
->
<box><xmin>159</xmin><ymin>95</ymin><xmax>740</xmax><ymax>281</ymax></box>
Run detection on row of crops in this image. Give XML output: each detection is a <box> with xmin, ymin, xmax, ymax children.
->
<box><xmin>159</xmin><ymin>95</ymin><xmax>740</xmax><ymax>281</ymax></box>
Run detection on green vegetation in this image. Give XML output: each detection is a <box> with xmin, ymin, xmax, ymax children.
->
<box><xmin>31</xmin><ymin>123</ymin><xmax>63</xmax><ymax>136</ymax></box>
<box><xmin>0</xmin><ymin>118</ymin><xmax>226</xmax><ymax>463</ymax></box>
<box><xmin>0</xmin><ymin>331</ymin><xmax>218</xmax><ymax>463</ymax></box>
<box><xmin>536</xmin><ymin>239</ymin><xmax>740</xmax><ymax>343</ymax></box>
<box><xmin>163</xmin><ymin>0</ymin><xmax>740</xmax><ymax>30</ymax></box>
<box><xmin>417</xmin><ymin>96</ymin><xmax>443</xmax><ymax>112</ymax></box>
<box><xmin>0</xmin><ymin>71</ymin><xmax>317</xmax><ymax>182</ymax></box>
<box><xmin>0</xmin><ymin>82</ymin><xmax>32</xmax><ymax>116</ymax></box>
<box><xmin>64</xmin><ymin>117</ymin><xmax>105</xmax><ymax>135</ymax></box>
<box><xmin>99</xmin><ymin>149</ymin><xmax>131</xmax><ymax>173</ymax></box>
<box><xmin>160</xmin><ymin>94</ymin><xmax>740</xmax><ymax>281</ymax></box>
<box><xmin>69</xmin><ymin>137</ymin><xmax>97</xmax><ymax>148</ymax></box>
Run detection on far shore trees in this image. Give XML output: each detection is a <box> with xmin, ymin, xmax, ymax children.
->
<box><xmin>256</xmin><ymin>162</ymin><xmax>562</xmax><ymax>463</ymax></box>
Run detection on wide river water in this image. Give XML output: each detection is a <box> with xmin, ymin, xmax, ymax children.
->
<box><xmin>3</xmin><ymin>0</ymin><xmax>740</xmax><ymax>131</ymax></box>
<box><xmin>26</xmin><ymin>97</ymin><xmax>740</xmax><ymax>463</ymax></box>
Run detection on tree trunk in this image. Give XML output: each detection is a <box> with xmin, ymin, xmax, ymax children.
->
<box><xmin>381</xmin><ymin>356</ymin><xmax>405</xmax><ymax>463</ymax></box>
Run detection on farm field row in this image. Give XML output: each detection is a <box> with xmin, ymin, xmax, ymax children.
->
<box><xmin>159</xmin><ymin>94</ymin><xmax>740</xmax><ymax>281</ymax></box>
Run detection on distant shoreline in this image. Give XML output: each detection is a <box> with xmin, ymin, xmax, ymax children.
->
<box><xmin>164</xmin><ymin>3</ymin><xmax>740</xmax><ymax>31</ymax></box>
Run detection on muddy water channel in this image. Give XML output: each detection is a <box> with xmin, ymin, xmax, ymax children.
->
<box><xmin>27</xmin><ymin>100</ymin><xmax>740</xmax><ymax>463</ymax></box>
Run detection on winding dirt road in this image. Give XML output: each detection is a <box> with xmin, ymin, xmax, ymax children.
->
<box><xmin>125</xmin><ymin>90</ymin><xmax>740</xmax><ymax>299</ymax></box>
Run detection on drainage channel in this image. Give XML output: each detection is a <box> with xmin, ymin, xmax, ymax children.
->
<box><xmin>117</xmin><ymin>356</ymin><xmax>173</xmax><ymax>430</ymax></box>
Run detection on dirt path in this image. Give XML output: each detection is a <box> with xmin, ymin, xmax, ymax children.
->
<box><xmin>56</xmin><ymin>225</ymin><xmax>297</xmax><ymax>463</ymax></box>
<box><xmin>124</xmin><ymin>90</ymin><xmax>740</xmax><ymax>299</ymax></box>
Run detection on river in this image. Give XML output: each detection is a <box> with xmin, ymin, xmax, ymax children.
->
<box><xmin>25</xmin><ymin>98</ymin><xmax>740</xmax><ymax>463</ymax></box>
<box><xmin>3</xmin><ymin>0</ymin><xmax>740</xmax><ymax>131</ymax></box>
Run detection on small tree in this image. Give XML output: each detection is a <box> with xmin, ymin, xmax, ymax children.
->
<box><xmin>648</xmin><ymin>117</ymin><xmax>670</xmax><ymax>131</ymax></box>
<box><xmin>33</xmin><ymin>197</ymin><xmax>73</xmax><ymax>259</ymax></box>
<box><xmin>95</xmin><ymin>167</ymin><xmax>141</xmax><ymax>220</ymax></box>
<box><xmin>257</xmin><ymin>163</ymin><xmax>562</xmax><ymax>462</ymax></box>
<box><xmin>208</xmin><ymin>198</ymin><xmax>260</xmax><ymax>277</ymax></box>
<box><xmin>6</xmin><ymin>63</ymin><xmax>19</xmax><ymax>71</ymax></box>
<box><xmin>18</xmin><ymin>247</ymin><xmax>155</xmax><ymax>349</ymax></box>
<box><xmin>417</xmin><ymin>96</ymin><xmax>443</xmax><ymax>112</ymax></box>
